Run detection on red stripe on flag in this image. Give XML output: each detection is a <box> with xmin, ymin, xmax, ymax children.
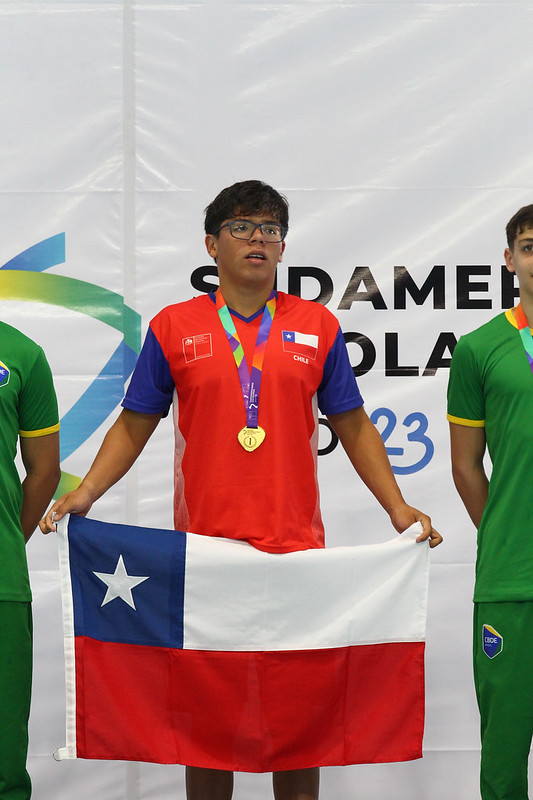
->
<box><xmin>74</xmin><ymin>637</ymin><xmax>424</xmax><ymax>770</ymax></box>
<box><xmin>282</xmin><ymin>340</ymin><xmax>318</xmax><ymax>360</ymax></box>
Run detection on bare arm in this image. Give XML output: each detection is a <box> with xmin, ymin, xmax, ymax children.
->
<box><xmin>449</xmin><ymin>421</ymin><xmax>488</xmax><ymax>528</ymax></box>
<box><xmin>327</xmin><ymin>406</ymin><xmax>442</xmax><ymax>547</ymax></box>
<box><xmin>20</xmin><ymin>432</ymin><xmax>61</xmax><ymax>542</ymax></box>
<box><xmin>39</xmin><ymin>408</ymin><xmax>162</xmax><ymax>532</ymax></box>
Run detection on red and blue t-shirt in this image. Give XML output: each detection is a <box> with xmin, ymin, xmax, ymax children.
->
<box><xmin>123</xmin><ymin>291</ymin><xmax>362</xmax><ymax>552</ymax></box>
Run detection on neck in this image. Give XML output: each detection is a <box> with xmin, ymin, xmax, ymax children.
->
<box><xmin>218</xmin><ymin>283</ymin><xmax>274</xmax><ymax>317</ymax></box>
<box><xmin>518</xmin><ymin>295</ymin><xmax>533</xmax><ymax>328</ymax></box>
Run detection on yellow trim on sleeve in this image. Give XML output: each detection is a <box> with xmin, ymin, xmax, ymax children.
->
<box><xmin>447</xmin><ymin>414</ymin><xmax>485</xmax><ymax>428</ymax></box>
<box><xmin>19</xmin><ymin>422</ymin><xmax>60</xmax><ymax>438</ymax></box>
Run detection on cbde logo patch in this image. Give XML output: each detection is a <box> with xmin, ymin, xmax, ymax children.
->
<box><xmin>483</xmin><ymin>624</ymin><xmax>503</xmax><ymax>659</ymax></box>
<box><xmin>0</xmin><ymin>360</ymin><xmax>10</xmax><ymax>388</ymax></box>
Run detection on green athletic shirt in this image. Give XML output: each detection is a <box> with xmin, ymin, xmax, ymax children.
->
<box><xmin>447</xmin><ymin>309</ymin><xmax>533</xmax><ymax>602</ymax></box>
<box><xmin>0</xmin><ymin>321</ymin><xmax>59</xmax><ymax>601</ymax></box>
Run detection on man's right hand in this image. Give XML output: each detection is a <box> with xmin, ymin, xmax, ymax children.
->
<box><xmin>39</xmin><ymin>482</ymin><xmax>96</xmax><ymax>533</ymax></box>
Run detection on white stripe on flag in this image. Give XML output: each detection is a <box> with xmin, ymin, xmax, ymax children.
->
<box><xmin>183</xmin><ymin>522</ymin><xmax>429</xmax><ymax>651</ymax></box>
<box><xmin>294</xmin><ymin>331</ymin><xmax>318</xmax><ymax>347</ymax></box>
<box><xmin>55</xmin><ymin>514</ymin><xmax>77</xmax><ymax>761</ymax></box>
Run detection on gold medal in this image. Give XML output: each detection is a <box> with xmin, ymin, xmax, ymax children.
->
<box><xmin>238</xmin><ymin>426</ymin><xmax>266</xmax><ymax>452</ymax></box>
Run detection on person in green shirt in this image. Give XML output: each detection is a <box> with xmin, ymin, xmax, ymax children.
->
<box><xmin>0</xmin><ymin>321</ymin><xmax>60</xmax><ymax>799</ymax></box>
<box><xmin>448</xmin><ymin>204</ymin><xmax>533</xmax><ymax>800</ymax></box>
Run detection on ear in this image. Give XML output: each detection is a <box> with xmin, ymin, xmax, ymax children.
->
<box><xmin>504</xmin><ymin>246</ymin><xmax>514</xmax><ymax>274</ymax></box>
<box><xmin>205</xmin><ymin>234</ymin><xmax>218</xmax><ymax>261</ymax></box>
<box><xmin>278</xmin><ymin>241</ymin><xmax>286</xmax><ymax>263</ymax></box>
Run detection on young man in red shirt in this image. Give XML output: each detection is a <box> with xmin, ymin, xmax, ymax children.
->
<box><xmin>42</xmin><ymin>180</ymin><xmax>440</xmax><ymax>800</ymax></box>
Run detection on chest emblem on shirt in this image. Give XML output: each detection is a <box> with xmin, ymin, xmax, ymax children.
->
<box><xmin>0</xmin><ymin>360</ymin><xmax>10</xmax><ymax>388</ymax></box>
<box><xmin>482</xmin><ymin>624</ymin><xmax>503</xmax><ymax>659</ymax></box>
<box><xmin>182</xmin><ymin>334</ymin><xmax>213</xmax><ymax>363</ymax></box>
<box><xmin>282</xmin><ymin>330</ymin><xmax>318</xmax><ymax>361</ymax></box>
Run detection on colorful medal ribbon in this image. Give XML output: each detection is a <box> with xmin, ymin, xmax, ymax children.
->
<box><xmin>216</xmin><ymin>290</ymin><xmax>276</xmax><ymax>441</ymax></box>
<box><xmin>515</xmin><ymin>303</ymin><xmax>533</xmax><ymax>375</ymax></box>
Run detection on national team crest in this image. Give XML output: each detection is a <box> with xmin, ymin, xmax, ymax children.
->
<box><xmin>482</xmin><ymin>624</ymin><xmax>503</xmax><ymax>659</ymax></box>
<box><xmin>182</xmin><ymin>333</ymin><xmax>212</xmax><ymax>362</ymax></box>
<box><xmin>0</xmin><ymin>360</ymin><xmax>10</xmax><ymax>388</ymax></box>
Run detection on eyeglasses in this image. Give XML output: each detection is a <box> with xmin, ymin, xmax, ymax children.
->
<box><xmin>215</xmin><ymin>219</ymin><xmax>287</xmax><ymax>243</ymax></box>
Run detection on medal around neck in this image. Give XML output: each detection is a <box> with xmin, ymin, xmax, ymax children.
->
<box><xmin>215</xmin><ymin>289</ymin><xmax>276</xmax><ymax>454</ymax></box>
<box><xmin>238</xmin><ymin>426</ymin><xmax>266</xmax><ymax>452</ymax></box>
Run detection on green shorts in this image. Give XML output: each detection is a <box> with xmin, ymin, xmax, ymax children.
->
<box><xmin>0</xmin><ymin>601</ymin><xmax>32</xmax><ymax>800</ymax></box>
<box><xmin>474</xmin><ymin>601</ymin><xmax>533</xmax><ymax>800</ymax></box>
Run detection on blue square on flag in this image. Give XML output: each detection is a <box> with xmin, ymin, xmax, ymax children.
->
<box><xmin>67</xmin><ymin>515</ymin><xmax>186</xmax><ymax>648</ymax></box>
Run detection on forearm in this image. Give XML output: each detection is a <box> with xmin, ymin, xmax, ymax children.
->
<box><xmin>21</xmin><ymin>468</ymin><xmax>61</xmax><ymax>541</ymax></box>
<box><xmin>327</xmin><ymin>407</ymin><xmax>441</xmax><ymax>544</ymax></box>
<box><xmin>78</xmin><ymin>413</ymin><xmax>154</xmax><ymax>502</ymax></box>
<box><xmin>451</xmin><ymin>463</ymin><xmax>489</xmax><ymax>529</ymax></box>
<box><xmin>328</xmin><ymin>408</ymin><xmax>406</xmax><ymax>517</ymax></box>
<box><xmin>39</xmin><ymin>409</ymin><xmax>162</xmax><ymax>531</ymax></box>
<box><xmin>20</xmin><ymin>431</ymin><xmax>61</xmax><ymax>541</ymax></box>
<box><xmin>338</xmin><ymin>420</ymin><xmax>404</xmax><ymax>512</ymax></box>
<box><xmin>449</xmin><ymin>422</ymin><xmax>488</xmax><ymax>529</ymax></box>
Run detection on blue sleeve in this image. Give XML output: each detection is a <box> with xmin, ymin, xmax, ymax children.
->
<box><xmin>317</xmin><ymin>327</ymin><xmax>364</xmax><ymax>415</ymax></box>
<box><xmin>122</xmin><ymin>327</ymin><xmax>175</xmax><ymax>417</ymax></box>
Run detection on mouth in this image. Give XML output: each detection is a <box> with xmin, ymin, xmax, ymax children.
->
<box><xmin>246</xmin><ymin>252</ymin><xmax>266</xmax><ymax>260</ymax></box>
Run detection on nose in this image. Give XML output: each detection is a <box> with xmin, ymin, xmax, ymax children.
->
<box><xmin>248</xmin><ymin>224</ymin><xmax>265</xmax><ymax>243</ymax></box>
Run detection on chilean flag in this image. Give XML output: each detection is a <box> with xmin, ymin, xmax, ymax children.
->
<box><xmin>282</xmin><ymin>330</ymin><xmax>319</xmax><ymax>359</ymax></box>
<box><xmin>55</xmin><ymin>515</ymin><xmax>430</xmax><ymax>771</ymax></box>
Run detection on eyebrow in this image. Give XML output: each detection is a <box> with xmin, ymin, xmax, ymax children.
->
<box><xmin>231</xmin><ymin>218</ymin><xmax>280</xmax><ymax>224</ymax></box>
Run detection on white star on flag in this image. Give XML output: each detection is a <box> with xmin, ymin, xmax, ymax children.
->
<box><xmin>93</xmin><ymin>555</ymin><xmax>149</xmax><ymax>610</ymax></box>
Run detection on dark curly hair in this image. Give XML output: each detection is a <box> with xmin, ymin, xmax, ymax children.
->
<box><xmin>506</xmin><ymin>204</ymin><xmax>533</xmax><ymax>249</ymax></box>
<box><xmin>204</xmin><ymin>180</ymin><xmax>289</xmax><ymax>237</ymax></box>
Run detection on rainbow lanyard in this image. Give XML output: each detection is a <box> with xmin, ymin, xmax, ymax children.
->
<box><xmin>515</xmin><ymin>303</ymin><xmax>533</xmax><ymax>375</ymax></box>
<box><xmin>215</xmin><ymin>290</ymin><xmax>276</xmax><ymax>429</ymax></box>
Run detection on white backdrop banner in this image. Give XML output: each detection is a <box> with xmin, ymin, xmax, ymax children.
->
<box><xmin>1</xmin><ymin>0</ymin><xmax>532</xmax><ymax>798</ymax></box>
